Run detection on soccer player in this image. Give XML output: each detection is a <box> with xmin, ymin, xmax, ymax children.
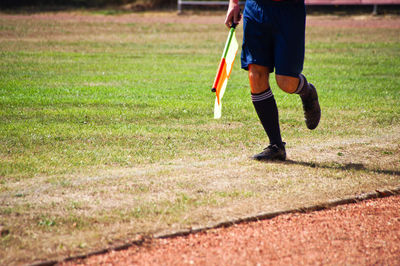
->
<box><xmin>225</xmin><ymin>0</ymin><xmax>321</xmax><ymax>161</ymax></box>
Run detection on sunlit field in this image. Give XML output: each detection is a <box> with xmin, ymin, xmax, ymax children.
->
<box><xmin>0</xmin><ymin>11</ymin><xmax>399</xmax><ymax>264</ymax></box>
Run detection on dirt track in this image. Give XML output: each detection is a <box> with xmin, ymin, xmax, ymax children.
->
<box><xmin>64</xmin><ymin>195</ymin><xmax>400</xmax><ymax>265</ymax></box>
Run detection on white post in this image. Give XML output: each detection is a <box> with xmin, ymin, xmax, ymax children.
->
<box><xmin>177</xmin><ymin>0</ymin><xmax>182</xmax><ymax>14</ymax></box>
<box><xmin>372</xmin><ymin>4</ymin><xmax>378</xmax><ymax>16</ymax></box>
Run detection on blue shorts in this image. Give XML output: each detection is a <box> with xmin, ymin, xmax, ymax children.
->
<box><xmin>241</xmin><ymin>0</ymin><xmax>306</xmax><ymax>77</ymax></box>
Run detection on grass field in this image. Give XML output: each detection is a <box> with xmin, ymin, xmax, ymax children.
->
<box><xmin>0</xmin><ymin>11</ymin><xmax>399</xmax><ymax>265</ymax></box>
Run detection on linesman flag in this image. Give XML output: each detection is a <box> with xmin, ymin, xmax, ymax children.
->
<box><xmin>211</xmin><ymin>25</ymin><xmax>239</xmax><ymax>119</ymax></box>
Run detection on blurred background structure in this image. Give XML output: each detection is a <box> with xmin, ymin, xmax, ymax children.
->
<box><xmin>177</xmin><ymin>0</ymin><xmax>400</xmax><ymax>14</ymax></box>
<box><xmin>1</xmin><ymin>0</ymin><xmax>400</xmax><ymax>13</ymax></box>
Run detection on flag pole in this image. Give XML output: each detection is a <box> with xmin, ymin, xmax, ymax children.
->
<box><xmin>211</xmin><ymin>25</ymin><xmax>237</xmax><ymax>93</ymax></box>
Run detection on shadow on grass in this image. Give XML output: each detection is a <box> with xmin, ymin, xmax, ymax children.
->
<box><xmin>278</xmin><ymin>160</ymin><xmax>400</xmax><ymax>176</ymax></box>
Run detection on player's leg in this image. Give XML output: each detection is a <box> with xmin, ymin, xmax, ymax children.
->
<box><xmin>275</xmin><ymin>75</ymin><xmax>298</xmax><ymax>94</ymax></box>
<box><xmin>248</xmin><ymin>64</ymin><xmax>286</xmax><ymax>161</ymax></box>
<box><xmin>276</xmin><ymin>74</ymin><xmax>321</xmax><ymax>130</ymax></box>
<box><xmin>275</xmin><ymin>74</ymin><xmax>321</xmax><ymax>130</ymax></box>
<box><xmin>241</xmin><ymin>0</ymin><xmax>286</xmax><ymax>161</ymax></box>
<box><xmin>273</xmin><ymin>2</ymin><xmax>321</xmax><ymax>130</ymax></box>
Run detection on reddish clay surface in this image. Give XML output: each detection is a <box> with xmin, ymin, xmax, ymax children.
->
<box><xmin>67</xmin><ymin>195</ymin><xmax>400</xmax><ymax>265</ymax></box>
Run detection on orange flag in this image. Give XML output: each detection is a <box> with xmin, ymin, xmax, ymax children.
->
<box><xmin>212</xmin><ymin>27</ymin><xmax>239</xmax><ymax>119</ymax></box>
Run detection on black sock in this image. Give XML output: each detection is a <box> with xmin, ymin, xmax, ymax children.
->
<box><xmin>295</xmin><ymin>74</ymin><xmax>309</xmax><ymax>98</ymax></box>
<box><xmin>251</xmin><ymin>89</ymin><xmax>283</xmax><ymax>146</ymax></box>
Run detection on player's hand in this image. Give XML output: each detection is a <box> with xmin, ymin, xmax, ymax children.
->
<box><xmin>224</xmin><ymin>0</ymin><xmax>241</xmax><ymax>29</ymax></box>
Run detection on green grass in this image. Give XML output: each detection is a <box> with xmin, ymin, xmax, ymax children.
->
<box><xmin>0</xmin><ymin>20</ymin><xmax>246</xmax><ymax>179</ymax></box>
<box><xmin>0</xmin><ymin>12</ymin><xmax>399</xmax><ymax>265</ymax></box>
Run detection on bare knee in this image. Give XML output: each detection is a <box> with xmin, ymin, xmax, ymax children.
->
<box><xmin>275</xmin><ymin>74</ymin><xmax>299</xmax><ymax>94</ymax></box>
<box><xmin>248</xmin><ymin>64</ymin><xmax>270</xmax><ymax>94</ymax></box>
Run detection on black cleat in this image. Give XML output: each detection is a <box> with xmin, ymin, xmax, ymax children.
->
<box><xmin>301</xmin><ymin>83</ymin><xmax>321</xmax><ymax>130</ymax></box>
<box><xmin>252</xmin><ymin>143</ymin><xmax>286</xmax><ymax>161</ymax></box>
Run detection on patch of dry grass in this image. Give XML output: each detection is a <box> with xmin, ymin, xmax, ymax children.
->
<box><xmin>2</xmin><ymin>128</ymin><xmax>399</xmax><ymax>264</ymax></box>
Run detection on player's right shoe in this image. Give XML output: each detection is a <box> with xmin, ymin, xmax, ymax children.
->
<box><xmin>301</xmin><ymin>83</ymin><xmax>321</xmax><ymax>130</ymax></box>
<box><xmin>252</xmin><ymin>143</ymin><xmax>286</xmax><ymax>161</ymax></box>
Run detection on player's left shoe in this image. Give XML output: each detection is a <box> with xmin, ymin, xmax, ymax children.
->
<box><xmin>252</xmin><ymin>143</ymin><xmax>286</xmax><ymax>161</ymax></box>
<box><xmin>301</xmin><ymin>83</ymin><xmax>321</xmax><ymax>130</ymax></box>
